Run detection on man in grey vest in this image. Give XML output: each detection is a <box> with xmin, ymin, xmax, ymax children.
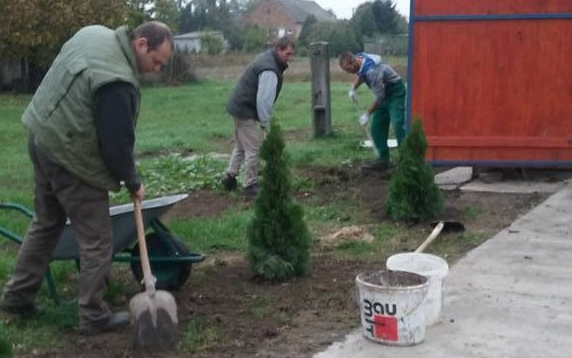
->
<box><xmin>222</xmin><ymin>36</ymin><xmax>296</xmax><ymax>198</ymax></box>
<box><xmin>0</xmin><ymin>21</ymin><xmax>173</xmax><ymax>335</ymax></box>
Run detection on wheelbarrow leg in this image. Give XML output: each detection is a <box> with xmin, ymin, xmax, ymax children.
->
<box><xmin>44</xmin><ymin>268</ymin><xmax>61</xmax><ymax>305</ymax></box>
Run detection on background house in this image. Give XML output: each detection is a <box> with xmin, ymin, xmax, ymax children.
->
<box><xmin>245</xmin><ymin>0</ymin><xmax>336</xmax><ymax>39</ymax></box>
<box><xmin>173</xmin><ymin>31</ymin><xmax>226</xmax><ymax>53</ymax></box>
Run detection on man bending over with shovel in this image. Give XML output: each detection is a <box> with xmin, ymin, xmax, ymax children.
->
<box><xmin>0</xmin><ymin>21</ymin><xmax>173</xmax><ymax>335</ymax></box>
<box><xmin>339</xmin><ymin>52</ymin><xmax>407</xmax><ymax>172</ymax></box>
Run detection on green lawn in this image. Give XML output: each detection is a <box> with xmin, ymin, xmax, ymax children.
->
<box><xmin>0</xmin><ymin>79</ymin><xmax>394</xmax><ymax>354</ymax></box>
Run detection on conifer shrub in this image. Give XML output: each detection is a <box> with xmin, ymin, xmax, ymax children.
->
<box><xmin>0</xmin><ymin>322</ymin><xmax>12</xmax><ymax>358</ymax></box>
<box><xmin>246</xmin><ymin>120</ymin><xmax>312</xmax><ymax>282</ymax></box>
<box><xmin>385</xmin><ymin>118</ymin><xmax>443</xmax><ymax>223</ymax></box>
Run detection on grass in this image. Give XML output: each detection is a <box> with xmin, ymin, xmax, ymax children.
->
<box><xmin>179</xmin><ymin>315</ymin><xmax>227</xmax><ymax>353</ymax></box>
<box><xmin>168</xmin><ymin>210</ymin><xmax>252</xmax><ymax>252</ymax></box>
<box><xmin>0</xmin><ymin>79</ymin><xmax>382</xmax><ymax>355</ymax></box>
<box><xmin>0</xmin><ymin>61</ymin><xmax>457</xmax><ymax>355</ymax></box>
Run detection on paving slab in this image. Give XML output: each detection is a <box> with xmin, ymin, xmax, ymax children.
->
<box><xmin>461</xmin><ymin>178</ymin><xmax>570</xmax><ymax>194</ymax></box>
<box><xmin>313</xmin><ymin>181</ymin><xmax>572</xmax><ymax>358</ymax></box>
<box><xmin>434</xmin><ymin>167</ymin><xmax>572</xmax><ymax>193</ymax></box>
<box><xmin>434</xmin><ymin>167</ymin><xmax>473</xmax><ymax>190</ymax></box>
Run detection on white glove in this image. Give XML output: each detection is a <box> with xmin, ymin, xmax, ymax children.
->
<box><xmin>348</xmin><ymin>88</ymin><xmax>356</xmax><ymax>100</ymax></box>
<box><xmin>359</xmin><ymin>113</ymin><xmax>369</xmax><ymax>126</ymax></box>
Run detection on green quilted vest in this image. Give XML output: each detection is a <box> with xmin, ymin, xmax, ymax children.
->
<box><xmin>22</xmin><ymin>25</ymin><xmax>140</xmax><ymax>191</ymax></box>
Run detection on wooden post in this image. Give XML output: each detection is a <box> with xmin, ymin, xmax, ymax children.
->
<box><xmin>309</xmin><ymin>42</ymin><xmax>331</xmax><ymax>137</ymax></box>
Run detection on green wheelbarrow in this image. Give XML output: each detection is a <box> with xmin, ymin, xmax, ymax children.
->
<box><xmin>0</xmin><ymin>194</ymin><xmax>205</xmax><ymax>305</ymax></box>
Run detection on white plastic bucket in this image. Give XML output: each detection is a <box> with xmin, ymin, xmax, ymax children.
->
<box><xmin>386</xmin><ymin>253</ymin><xmax>449</xmax><ymax>326</ymax></box>
<box><xmin>355</xmin><ymin>270</ymin><xmax>429</xmax><ymax>346</ymax></box>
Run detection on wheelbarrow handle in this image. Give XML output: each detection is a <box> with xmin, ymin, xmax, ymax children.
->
<box><xmin>133</xmin><ymin>198</ymin><xmax>157</xmax><ymax>295</ymax></box>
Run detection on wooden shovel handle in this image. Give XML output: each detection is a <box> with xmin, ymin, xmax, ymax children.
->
<box><xmin>133</xmin><ymin>199</ymin><xmax>155</xmax><ymax>293</ymax></box>
<box><xmin>415</xmin><ymin>221</ymin><xmax>444</xmax><ymax>253</ymax></box>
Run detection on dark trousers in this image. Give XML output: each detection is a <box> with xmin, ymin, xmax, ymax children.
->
<box><xmin>1</xmin><ymin>135</ymin><xmax>114</xmax><ymax>327</ymax></box>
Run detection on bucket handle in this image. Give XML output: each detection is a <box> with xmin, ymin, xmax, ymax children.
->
<box><xmin>400</xmin><ymin>290</ymin><xmax>427</xmax><ymax>318</ymax></box>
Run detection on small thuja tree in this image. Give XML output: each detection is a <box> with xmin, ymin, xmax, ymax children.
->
<box><xmin>0</xmin><ymin>322</ymin><xmax>12</xmax><ymax>358</ymax></box>
<box><xmin>247</xmin><ymin>120</ymin><xmax>312</xmax><ymax>282</ymax></box>
<box><xmin>385</xmin><ymin>118</ymin><xmax>443</xmax><ymax>222</ymax></box>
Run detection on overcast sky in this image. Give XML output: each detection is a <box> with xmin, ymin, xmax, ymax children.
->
<box><xmin>313</xmin><ymin>0</ymin><xmax>411</xmax><ymax>20</ymax></box>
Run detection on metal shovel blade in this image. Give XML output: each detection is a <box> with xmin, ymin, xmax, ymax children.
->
<box><xmin>130</xmin><ymin>289</ymin><xmax>178</xmax><ymax>350</ymax></box>
<box><xmin>430</xmin><ymin>221</ymin><xmax>465</xmax><ymax>233</ymax></box>
<box><xmin>130</xmin><ymin>198</ymin><xmax>178</xmax><ymax>350</ymax></box>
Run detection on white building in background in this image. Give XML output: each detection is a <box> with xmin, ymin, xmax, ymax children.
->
<box><xmin>173</xmin><ymin>31</ymin><xmax>226</xmax><ymax>53</ymax></box>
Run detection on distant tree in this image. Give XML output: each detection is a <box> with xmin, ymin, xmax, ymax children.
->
<box><xmin>372</xmin><ymin>0</ymin><xmax>401</xmax><ymax>34</ymax></box>
<box><xmin>179</xmin><ymin>0</ymin><xmax>239</xmax><ymax>34</ymax></box>
<box><xmin>151</xmin><ymin>0</ymin><xmax>181</xmax><ymax>33</ymax></box>
<box><xmin>247</xmin><ymin>120</ymin><xmax>312</xmax><ymax>282</ymax></box>
<box><xmin>385</xmin><ymin>118</ymin><xmax>443</xmax><ymax>223</ymax></box>
<box><xmin>297</xmin><ymin>21</ymin><xmax>361</xmax><ymax>57</ymax></box>
<box><xmin>179</xmin><ymin>2</ymin><xmax>199</xmax><ymax>32</ymax></box>
<box><xmin>0</xmin><ymin>0</ymin><xmax>126</xmax><ymax>64</ymax></box>
<box><xmin>350</xmin><ymin>3</ymin><xmax>378</xmax><ymax>38</ymax></box>
<box><xmin>349</xmin><ymin>0</ymin><xmax>405</xmax><ymax>37</ymax></box>
<box><xmin>126</xmin><ymin>0</ymin><xmax>153</xmax><ymax>27</ymax></box>
<box><xmin>242</xmin><ymin>0</ymin><xmax>262</xmax><ymax>14</ymax></box>
<box><xmin>0</xmin><ymin>0</ymin><xmax>126</xmax><ymax>92</ymax></box>
<box><xmin>394</xmin><ymin>12</ymin><xmax>409</xmax><ymax>33</ymax></box>
<box><xmin>297</xmin><ymin>15</ymin><xmax>318</xmax><ymax>51</ymax></box>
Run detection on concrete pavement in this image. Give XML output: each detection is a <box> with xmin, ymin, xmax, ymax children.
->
<box><xmin>313</xmin><ymin>171</ymin><xmax>572</xmax><ymax>358</ymax></box>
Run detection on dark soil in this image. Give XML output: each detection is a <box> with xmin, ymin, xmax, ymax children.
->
<box><xmin>16</xmin><ymin>165</ymin><xmax>549</xmax><ymax>358</ymax></box>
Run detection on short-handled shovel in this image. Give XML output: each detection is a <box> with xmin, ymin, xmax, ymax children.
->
<box><xmin>415</xmin><ymin>221</ymin><xmax>466</xmax><ymax>253</ymax></box>
<box><xmin>129</xmin><ymin>198</ymin><xmax>178</xmax><ymax>350</ymax></box>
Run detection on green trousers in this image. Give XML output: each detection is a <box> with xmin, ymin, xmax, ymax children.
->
<box><xmin>369</xmin><ymin>80</ymin><xmax>406</xmax><ymax>164</ymax></box>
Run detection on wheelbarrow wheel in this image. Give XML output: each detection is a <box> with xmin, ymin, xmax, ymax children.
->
<box><xmin>130</xmin><ymin>232</ymin><xmax>191</xmax><ymax>291</ymax></box>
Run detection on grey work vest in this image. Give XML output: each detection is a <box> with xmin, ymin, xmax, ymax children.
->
<box><xmin>226</xmin><ymin>49</ymin><xmax>286</xmax><ymax>120</ymax></box>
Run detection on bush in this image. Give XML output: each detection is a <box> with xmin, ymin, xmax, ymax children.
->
<box><xmin>0</xmin><ymin>322</ymin><xmax>12</xmax><ymax>358</ymax></box>
<box><xmin>246</xmin><ymin>120</ymin><xmax>312</xmax><ymax>282</ymax></box>
<box><xmin>200</xmin><ymin>33</ymin><xmax>224</xmax><ymax>55</ymax></box>
<box><xmin>140</xmin><ymin>49</ymin><xmax>198</xmax><ymax>86</ymax></box>
<box><xmin>385</xmin><ymin>118</ymin><xmax>443</xmax><ymax>223</ymax></box>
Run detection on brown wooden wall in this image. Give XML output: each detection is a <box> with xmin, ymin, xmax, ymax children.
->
<box><xmin>410</xmin><ymin>0</ymin><xmax>572</xmax><ymax>166</ymax></box>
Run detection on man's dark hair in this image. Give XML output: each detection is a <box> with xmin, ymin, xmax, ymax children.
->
<box><xmin>338</xmin><ymin>51</ymin><xmax>354</xmax><ymax>68</ymax></box>
<box><xmin>133</xmin><ymin>21</ymin><xmax>174</xmax><ymax>50</ymax></box>
<box><xmin>273</xmin><ymin>36</ymin><xmax>296</xmax><ymax>51</ymax></box>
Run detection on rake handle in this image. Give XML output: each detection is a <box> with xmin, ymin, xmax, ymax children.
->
<box><xmin>352</xmin><ymin>97</ymin><xmax>379</xmax><ymax>157</ymax></box>
<box><xmin>133</xmin><ymin>198</ymin><xmax>156</xmax><ymax>294</ymax></box>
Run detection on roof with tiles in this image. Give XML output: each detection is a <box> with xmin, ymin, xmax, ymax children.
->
<box><xmin>274</xmin><ymin>0</ymin><xmax>337</xmax><ymax>23</ymax></box>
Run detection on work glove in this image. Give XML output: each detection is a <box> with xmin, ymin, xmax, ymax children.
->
<box><xmin>348</xmin><ymin>88</ymin><xmax>356</xmax><ymax>101</ymax></box>
<box><xmin>359</xmin><ymin>113</ymin><xmax>369</xmax><ymax>126</ymax></box>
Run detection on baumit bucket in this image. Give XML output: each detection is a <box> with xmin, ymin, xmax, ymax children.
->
<box><xmin>356</xmin><ymin>270</ymin><xmax>429</xmax><ymax>346</ymax></box>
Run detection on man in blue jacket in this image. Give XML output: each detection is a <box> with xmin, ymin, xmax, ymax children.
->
<box><xmin>0</xmin><ymin>21</ymin><xmax>173</xmax><ymax>335</ymax></box>
<box><xmin>340</xmin><ymin>51</ymin><xmax>406</xmax><ymax>171</ymax></box>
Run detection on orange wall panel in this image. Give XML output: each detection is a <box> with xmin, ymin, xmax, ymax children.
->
<box><xmin>410</xmin><ymin>2</ymin><xmax>572</xmax><ymax>166</ymax></box>
<box><xmin>414</xmin><ymin>0</ymin><xmax>572</xmax><ymax>16</ymax></box>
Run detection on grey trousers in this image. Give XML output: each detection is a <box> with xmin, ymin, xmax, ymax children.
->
<box><xmin>226</xmin><ymin>117</ymin><xmax>261</xmax><ymax>188</ymax></box>
<box><xmin>2</xmin><ymin>136</ymin><xmax>114</xmax><ymax>327</ymax></box>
